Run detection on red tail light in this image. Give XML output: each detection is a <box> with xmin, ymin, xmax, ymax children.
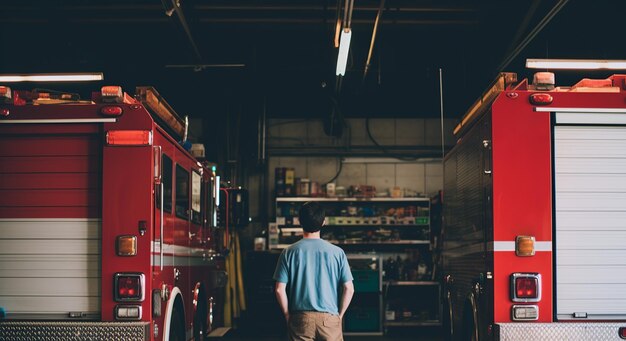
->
<box><xmin>529</xmin><ymin>93</ymin><xmax>553</xmax><ymax>105</ymax></box>
<box><xmin>619</xmin><ymin>327</ymin><xmax>626</xmax><ymax>339</ymax></box>
<box><xmin>511</xmin><ymin>273</ymin><xmax>541</xmax><ymax>302</ymax></box>
<box><xmin>114</xmin><ymin>273</ymin><xmax>145</xmax><ymax>302</ymax></box>
<box><xmin>516</xmin><ymin>277</ymin><xmax>538</xmax><ymax>298</ymax></box>
<box><xmin>101</xmin><ymin>105</ymin><xmax>123</xmax><ymax>116</ymax></box>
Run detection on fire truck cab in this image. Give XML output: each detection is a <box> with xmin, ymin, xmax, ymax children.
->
<box><xmin>442</xmin><ymin>72</ymin><xmax>626</xmax><ymax>340</ymax></box>
<box><xmin>0</xmin><ymin>84</ymin><xmax>226</xmax><ymax>340</ymax></box>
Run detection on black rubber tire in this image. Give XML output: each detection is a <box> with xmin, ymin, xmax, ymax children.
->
<box><xmin>170</xmin><ymin>305</ymin><xmax>186</xmax><ymax>341</ymax></box>
<box><xmin>194</xmin><ymin>291</ymin><xmax>209</xmax><ymax>341</ymax></box>
<box><xmin>442</xmin><ymin>291</ymin><xmax>454</xmax><ymax>341</ymax></box>
<box><xmin>461</xmin><ymin>302</ymin><xmax>478</xmax><ymax>341</ymax></box>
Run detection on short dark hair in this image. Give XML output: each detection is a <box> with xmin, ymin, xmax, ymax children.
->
<box><xmin>299</xmin><ymin>202</ymin><xmax>325</xmax><ymax>233</ymax></box>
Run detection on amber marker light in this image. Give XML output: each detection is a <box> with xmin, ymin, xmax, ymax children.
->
<box><xmin>117</xmin><ymin>235</ymin><xmax>137</xmax><ymax>256</ymax></box>
<box><xmin>516</xmin><ymin>235</ymin><xmax>535</xmax><ymax>256</ymax></box>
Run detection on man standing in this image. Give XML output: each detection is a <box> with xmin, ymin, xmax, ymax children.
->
<box><xmin>273</xmin><ymin>201</ymin><xmax>354</xmax><ymax>341</ymax></box>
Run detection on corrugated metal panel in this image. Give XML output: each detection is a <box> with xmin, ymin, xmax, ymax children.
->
<box><xmin>0</xmin><ymin>130</ymin><xmax>102</xmax><ymax>320</ymax></box>
<box><xmin>554</xmin><ymin>124</ymin><xmax>626</xmax><ymax>320</ymax></box>
<box><xmin>0</xmin><ymin>133</ymin><xmax>101</xmax><ymax>218</ymax></box>
<box><xmin>0</xmin><ymin>219</ymin><xmax>101</xmax><ymax>319</ymax></box>
<box><xmin>443</xmin><ymin>114</ymin><xmax>489</xmax><ymax>326</ymax></box>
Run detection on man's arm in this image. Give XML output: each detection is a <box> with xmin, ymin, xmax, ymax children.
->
<box><xmin>338</xmin><ymin>281</ymin><xmax>354</xmax><ymax>319</ymax></box>
<box><xmin>275</xmin><ymin>281</ymin><xmax>290</xmax><ymax>322</ymax></box>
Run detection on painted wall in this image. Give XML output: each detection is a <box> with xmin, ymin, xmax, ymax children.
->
<box><xmin>249</xmin><ymin>118</ymin><xmax>457</xmax><ymax>218</ymax></box>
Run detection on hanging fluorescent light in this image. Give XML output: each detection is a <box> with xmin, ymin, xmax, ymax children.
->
<box><xmin>336</xmin><ymin>28</ymin><xmax>352</xmax><ymax>76</ymax></box>
<box><xmin>526</xmin><ymin>59</ymin><xmax>626</xmax><ymax>70</ymax></box>
<box><xmin>0</xmin><ymin>73</ymin><xmax>104</xmax><ymax>82</ymax></box>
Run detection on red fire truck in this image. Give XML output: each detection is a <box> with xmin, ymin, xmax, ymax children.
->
<box><xmin>0</xmin><ymin>84</ymin><xmax>227</xmax><ymax>340</ymax></box>
<box><xmin>442</xmin><ymin>72</ymin><xmax>626</xmax><ymax>340</ymax></box>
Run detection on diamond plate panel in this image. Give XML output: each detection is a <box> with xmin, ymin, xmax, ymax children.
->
<box><xmin>498</xmin><ymin>323</ymin><xmax>626</xmax><ymax>341</ymax></box>
<box><xmin>0</xmin><ymin>321</ymin><xmax>149</xmax><ymax>341</ymax></box>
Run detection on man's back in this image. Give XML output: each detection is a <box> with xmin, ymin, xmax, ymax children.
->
<box><xmin>273</xmin><ymin>238</ymin><xmax>352</xmax><ymax>315</ymax></box>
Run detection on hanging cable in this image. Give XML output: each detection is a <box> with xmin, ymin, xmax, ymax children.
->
<box><xmin>365</xmin><ymin>118</ymin><xmax>419</xmax><ymax>161</ymax></box>
<box><xmin>439</xmin><ymin>68</ymin><xmax>445</xmax><ymax>161</ymax></box>
<box><xmin>363</xmin><ymin>0</ymin><xmax>385</xmax><ymax>83</ymax></box>
<box><xmin>324</xmin><ymin>158</ymin><xmax>344</xmax><ymax>184</ymax></box>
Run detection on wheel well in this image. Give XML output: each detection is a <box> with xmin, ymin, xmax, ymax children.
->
<box><xmin>193</xmin><ymin>284</ymin><xmax>209</xmax><ymax>334</ymax></box>
<box><xmin>164</xmin><ymin>287</ymin><xmax>185</xmax><ymax>341</ymax></box>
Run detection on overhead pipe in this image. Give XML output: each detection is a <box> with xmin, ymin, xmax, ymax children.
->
<box><xmin>503</xmin><ymin>0</ymin><xmax>542</xmax><ymax>57</ymax></box>
<box><xmin>363</xmin><ymin>0</ymin><xmax>385</xmax><ymax>82</ymax></box>
<box><xmin>497</xmin><ymin>0</ymin><xmax>569</xmax><ymax>72</ymax></box>
<box><xmin>161</xmin><ymin>0</ymin><xmax>203</xmax><ymax>63</ymax></box>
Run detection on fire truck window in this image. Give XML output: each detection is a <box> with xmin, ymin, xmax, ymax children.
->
<box><xmin>157</xmin><ymin>154</ymin><xmax>173</xmax><ymax>213</ymax></box>
<box><xmin>191</xmin><ymin>171</ymin><xmax>202</xmax><ymax>224</ymax></box>
<box><xmin>175</xmin><ymin>165</ymin><xmax>190</xmax><ymax>219</ymax></box>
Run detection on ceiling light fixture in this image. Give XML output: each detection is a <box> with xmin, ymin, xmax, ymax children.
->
<box><xmin>335</xmin><ymin>0</ymin><xmax>354</xmax><ymax>77</ymax></box>
<box><xmin>0</xmin><ymin>73</ymin><xmax>104</xmax><ymax>82</ymax></box>
<box><xmin>336</xmin><ymin>28</ymin><xmax>352</xmax><ymax>76</ymax></box>
<box><xmin>526</xmin><ymin>59</ymin><xmax>626</xmax><ymax>70</ymax></box>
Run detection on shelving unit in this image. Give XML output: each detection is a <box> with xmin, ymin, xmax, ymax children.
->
<box><xmin>273</xmin><ymin>196</ymin><xmax>430</xmax><ymax>246</ymax></box>
<box><xmin>383</xmin><ymin>279</ymin><xmax>441</xmax><ymax>330</ymax></box>
<box><xmin>272</xmin><ymin>196</ymin><xmax>441</xmax><ymax>332</ymax></box>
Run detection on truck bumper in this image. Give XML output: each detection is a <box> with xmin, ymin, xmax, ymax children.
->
<box><xmin>0</xmin><ymin>321</ymin><xmax>150</xmax><ymax>341</ymax></box>
<box><xmin>496</xmin><ymin>322</ymin><xmax>626</xmax><ymax>341</ymax></box>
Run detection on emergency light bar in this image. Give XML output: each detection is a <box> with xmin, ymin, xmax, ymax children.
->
<box><xmin>526</xmin><ymin>59</ymin><xmax>626</xmax><ymax>70</ymax></box>
<box><xmin>0</xmin><ymin>73</ymin><xmax>104</xmax><ymax>82</ymax></box>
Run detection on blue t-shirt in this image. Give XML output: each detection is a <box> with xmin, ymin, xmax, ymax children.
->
<box><xmin>273</xmin><ymin>238</ymin><xmax>353</xmax><ymax>315</ymax></box>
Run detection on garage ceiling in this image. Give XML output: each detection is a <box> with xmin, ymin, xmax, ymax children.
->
<box><xmin>1</xmin><ymin>0</ymin><xmax>625</xmax><ymax>121</ymax></box>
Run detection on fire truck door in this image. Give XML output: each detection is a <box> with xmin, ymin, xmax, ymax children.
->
<box><xmin>552</xmin><ymin>109</ymin><xmax>626</xmax><ymax>321</ymax></box>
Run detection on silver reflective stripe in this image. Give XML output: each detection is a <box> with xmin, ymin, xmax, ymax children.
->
<box><xmin>535</xmin><ymin>107</ymin><xmax>626</xmax><ymax>113</ymax></box>
<box><xmin>534</xmin><ymin>107</ymin><xmax>626</xmax><ymax>124</ymax></box>
<box><xmin>151</xmin><ymin>242</ymin><xmax>220</xmax><ymax>267</ymax></box>
<box><xmin>0</xmin><ymin>118</ymin><xmax>116</xmax><ymax>124</ymax></box>
<box><xmin>490</xmin><ymin>241</ymin><xmax>552</xmax><ymax>252</ymax></box>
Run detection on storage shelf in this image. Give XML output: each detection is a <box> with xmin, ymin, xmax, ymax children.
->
<box><xmin>384</xmin><ymin>320</ymin><xmax>441</xmax><ymax>327</ymax></box>
<box><xmin>385</xmin><ymin>281</ymin><xmax>439</xmax><ymax>286</ymax></box>
<box><xmin>276</xmin><ymin>197</ymin><xmax>430</xmax><ymax>202</ymax></box>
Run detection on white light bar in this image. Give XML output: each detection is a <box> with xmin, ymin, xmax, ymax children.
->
<box><xmin>0</xmin><ymin>73</ymin><xmax>104</xmax><ymax>82</ymax></box>
<box><xmin>336</xmin><ymin>29</ymin><xmax>352</xmax><ymax>76</ymax></box>
<box><xmin>526</xmin><ymin>59</ymin><xmax>626</xmax><ymax>70</ymax></box>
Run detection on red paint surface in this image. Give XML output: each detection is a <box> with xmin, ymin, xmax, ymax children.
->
<box><xmin>1</xmin><ymin>99</ymin><xmax>223</xmax><ymax>340</ymax></box>
<box><xmin>490</xmin><ymin>83</ymin><xmax>626</xmax><ymax>323</ymax></box>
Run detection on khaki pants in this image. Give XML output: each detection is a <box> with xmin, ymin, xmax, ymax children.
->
<box><xmin>288</xmin><ymin>311</ymin><xmax>343</xmax><ymax>341</ymax></box>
